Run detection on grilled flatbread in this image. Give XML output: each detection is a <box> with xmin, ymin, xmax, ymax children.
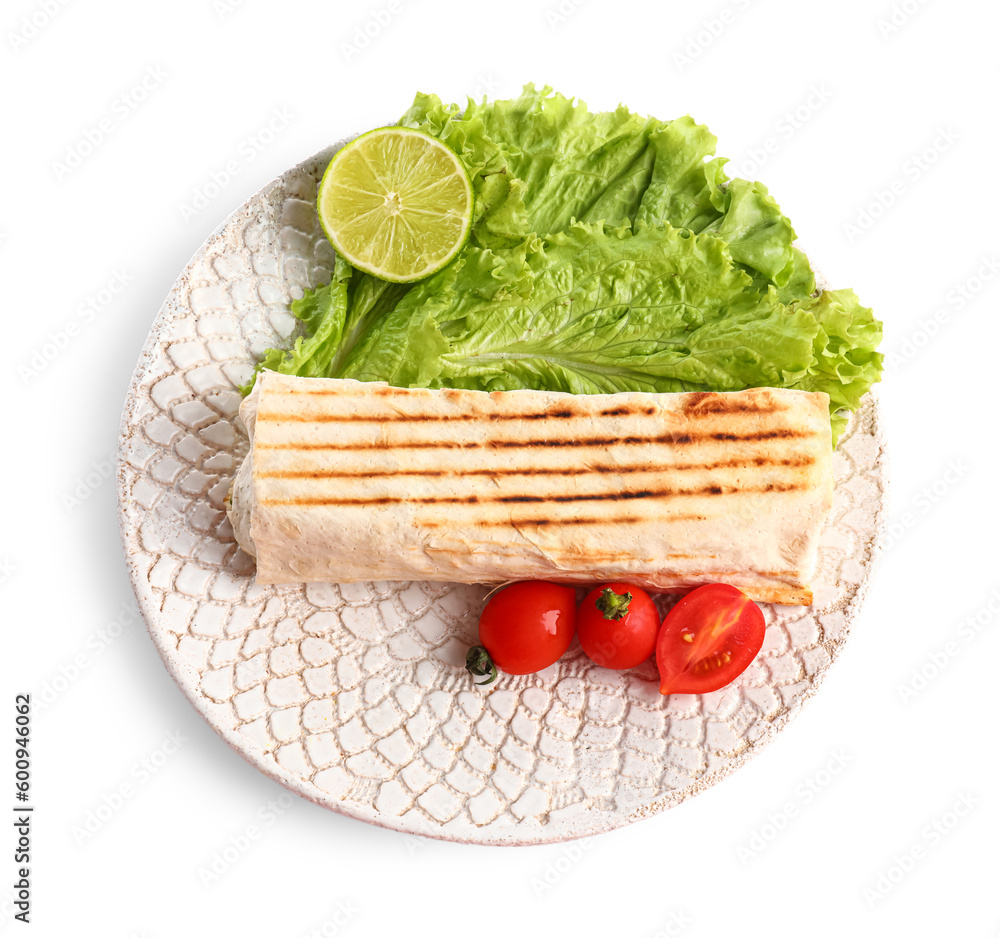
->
<box><xmin>228</xmin><ymin>372</ymin><xmax>833</xmax><ymax>604</ymax></box>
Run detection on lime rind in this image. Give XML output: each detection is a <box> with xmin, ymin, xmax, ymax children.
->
<box><xmin>317</xmin><ymin>126</ymin><xmax>474</xmax><ymax>284</ymax></box>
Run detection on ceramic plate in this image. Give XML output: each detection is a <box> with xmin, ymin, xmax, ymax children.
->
<box><xmin>117</xmin><ymin>140</ymin><xmax>886</xmax><ymax>845</ymax></box>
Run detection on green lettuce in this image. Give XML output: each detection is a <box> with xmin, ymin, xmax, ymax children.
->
<box><xmin>340</xmin><ymin>222</ymin><xmax>818</xmax><ymax>397</ymax></box>
<box><xmin>248</xmin><ymin>85</ymin><xmax>882</xmax><ymax>442</ymax></box>
<box><xmin>400</xmin><ymin>87</ymin><xmax>797</xmax><ymax>288</ymax></box>
<box><xmin>788</xmin><ymin>288</ymin><xmax>884</xmax><ymax>440</ymax></box>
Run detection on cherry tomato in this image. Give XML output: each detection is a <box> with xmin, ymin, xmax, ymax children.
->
<box><xmin>466</xmin><ymin>581</ymin><xmax>577</xmax><ymax>683</ymax></box>
<box><xmin>656</xmin><ymin>584</ymin><xmax>765</xmax><ymax>695</ymax></box>
<box><xmin>577</xmin><ymin>583</ymin><xmax>659</xmax><ymax>669</ymax></box>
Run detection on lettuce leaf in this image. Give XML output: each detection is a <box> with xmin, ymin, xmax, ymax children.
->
<box><xmin>788</xmin><ymin>288</ymin><xmax>884</xmax><ymax>439</ymax></box>
<box><xmin>245</xmin><ymin>256</ymin><xmax>410</xmax><ymax>389</ymax></box>
<box><xmin>341</xmin><ymin>223</ymin><xmax>819</xmax><ymax>397</ymax></box>
<box><xmin>252</xmin><ymin>255</ymin><xmax>353</xmax><ymax>382</ymax></box>
<box><xmin>400</xmin><ymin>87</ymin><xmax>798</xmax><ymax>290</ymax></box>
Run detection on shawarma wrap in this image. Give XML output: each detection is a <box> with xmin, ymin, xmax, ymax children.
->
<box><xmin>228</xmin><ymin>372</ymin><xmax>833</xmax><ymax>605</ymax></box>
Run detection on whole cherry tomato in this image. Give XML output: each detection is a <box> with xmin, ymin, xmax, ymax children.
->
<box><xmin>577</xmin><ymin>583</ymin><xmax>659</xmax><ymax>669</ymax></box>
<box><xmin>466</xmin><ymin>581</ymin><xmax>577</xmax><ymax>684</ymax></box>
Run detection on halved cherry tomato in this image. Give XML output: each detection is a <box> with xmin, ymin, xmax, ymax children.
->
<box><xmin>466</xmin><ymin>581</ymin><xmax>577</xmax><ymax>684</ymax></box>
<box><xmin>577</xmin><ymin>583</ymin><xmax>659</xmax><ymax>669</ymax></box>
<box><xmin>656</xmin><ymin>584</ymin><xmax>765</xmax><ymax>695</ymax></box>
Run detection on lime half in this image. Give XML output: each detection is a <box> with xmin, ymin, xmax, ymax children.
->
<box><xmin>317</xmin><ymin>126</ymin><xmax>474</xmax><ymax>283</ymax></box>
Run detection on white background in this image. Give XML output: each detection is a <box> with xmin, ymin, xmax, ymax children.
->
<box><xmin>3</xmin><ymin>0</ymin><xmax>998</xmax><ymax>935</ymax></box>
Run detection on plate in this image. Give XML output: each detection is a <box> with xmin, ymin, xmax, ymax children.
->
<box><xmin>117</xmin><ymin>140</ymin><xmax>887</xmax><ymax>845</ymax></box>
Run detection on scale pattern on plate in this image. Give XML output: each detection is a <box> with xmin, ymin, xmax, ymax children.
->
<box><xmin>117</xmin><ymin>145</ymin><xmax>886</xmax><ymax>845</ymax></box>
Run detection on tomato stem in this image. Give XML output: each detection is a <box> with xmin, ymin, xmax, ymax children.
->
<box><xmin>465</xmin><ymin>645</ymin><xmax>498</xmax><ymax>686</ymax></box>
<box><xmin>595</xmin><ymin>587</ymin><xmax>632</xmax><ymax>620</ymax></box>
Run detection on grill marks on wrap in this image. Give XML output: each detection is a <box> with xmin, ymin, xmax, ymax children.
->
<box><xmin>256</xmin><ymin>429</ymin><xmax>810</xmax><ymax>451</ymax></box>
<box><xmin>257</xmin><ymin>454</ymin><xmax>817</xmax><ymax>480</ymax></box>
<box><xmin>254</xmin><ymin>387</ymin><xmax>823</xmax><ymax>522</ymax></box>
<box><xmin>260</xmin><ymin>482</ymin><xmax>806</xmax><ymax>508</ymax></box>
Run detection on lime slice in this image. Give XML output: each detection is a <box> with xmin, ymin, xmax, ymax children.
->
<box><xmin>317</xmin><ymin>126</ymin><xmax>474</xmax><ymax>283</ymax></box>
